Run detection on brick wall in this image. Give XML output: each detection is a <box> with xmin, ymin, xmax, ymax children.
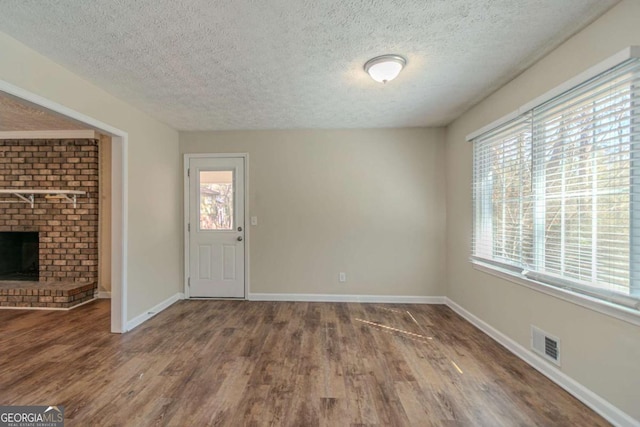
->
<box><xmin>0</xmin><ymin>139</ymin><xmax>99</xmax><ymax>283</ymax></box>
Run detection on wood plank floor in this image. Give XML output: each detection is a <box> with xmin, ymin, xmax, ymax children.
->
<box><xmin>0</xmin><ymin>300</ymin><xmax>608</xmax><ymax>426</ymax></box>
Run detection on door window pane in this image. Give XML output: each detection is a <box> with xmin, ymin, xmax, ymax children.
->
<box><xmin>200</xmin><ymin>170</ymin><xmax>234</xmax><ymax>230</ymax></box>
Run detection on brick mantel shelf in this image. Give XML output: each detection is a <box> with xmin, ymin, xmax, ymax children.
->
<box><xmin>0</xmin><ymin>188</ymin><xmax>86</xmax><ymax>209</ymax></box>
<box><xmin>0</xmin><ymin>189</ymin><xmax>86</xmax><ymax>208</ymax></box>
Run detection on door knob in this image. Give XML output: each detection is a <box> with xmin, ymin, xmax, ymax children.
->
<box><xmin>237</xmin><ymin>236</ymin><xmax>243</xmax><ymax>241</ymax></box>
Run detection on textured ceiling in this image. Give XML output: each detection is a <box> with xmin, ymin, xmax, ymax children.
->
<box><xmin>0</xmin><ymin>0</ymin><xmax>619</xmax><ymax>131</ymax></box>
<box><xmin>0</xmin><ymin>92</ymin><xmax>91</xmax><ymax>131</ymax></box>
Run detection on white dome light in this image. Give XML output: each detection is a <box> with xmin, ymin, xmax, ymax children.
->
<box><xmin>364</xmin><ymin>55</ymin><xmax>406</xmax><ymax>83</ymax></box>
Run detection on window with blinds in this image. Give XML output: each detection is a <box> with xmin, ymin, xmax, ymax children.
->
<box><xmin>472</xmin><ymin>58</ymin><xmax>640</xmax><ymax>310</ymax></box>
<box><xmin>473</xmin><ymin>114</ymin><xmax>533</xmax><ymax>269</ymax></box>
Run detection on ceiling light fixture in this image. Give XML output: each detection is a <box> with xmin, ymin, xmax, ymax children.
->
<box><xmin>364</xmin><ymin>54</ymin><xmax>406</xmax><ymax>83</ymax></box>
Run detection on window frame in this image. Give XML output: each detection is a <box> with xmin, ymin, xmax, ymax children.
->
<box><xmin>467</xmin><ymin>47</ymin><xmax>640</xmax><ymax>326</ymax></box>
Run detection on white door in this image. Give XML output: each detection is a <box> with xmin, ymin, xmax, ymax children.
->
<box><xmin>188</xmin><ymin>157</ymin><xmax>245</xmax><ymax>298</ymax></box>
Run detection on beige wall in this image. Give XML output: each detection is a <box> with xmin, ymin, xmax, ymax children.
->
<box><xmin>0</xmin><ymin>31</ymin><xmax>182</xmax><ymax>322</ymax></box>
<box><xmin>182</xmin><ymin>128</ymin><xmax>446</xmax><ymax>297</ymax></box>
<box><xmin>445</xmin><ymin>0</ymin><xmax>640</xmax><ymax>420</ymax></box>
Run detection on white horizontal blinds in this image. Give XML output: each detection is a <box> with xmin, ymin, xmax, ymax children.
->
<box><xmin>472</xmin><ymin>114</ymin><xmax>533</xmax><ymax>269</ymax></box>
<box><xmin>531</xmin><ymin>59</ymin><xmax>640</xmax><ymax>299</ymax></box>
<box><xmin>472</xmin><ymin>56</ymin><xmax>640</xmax><ymax>309</ymax></box>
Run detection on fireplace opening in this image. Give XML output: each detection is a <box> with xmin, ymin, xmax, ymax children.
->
<box><xmin>0</xmin><ymin>232</ymin><xmax>39</xmax><ymax>281</ymax></box>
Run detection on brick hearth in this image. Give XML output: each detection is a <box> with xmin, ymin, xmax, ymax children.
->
<box><xmin>0</xmin><ymin>281</ymin><xmax>96</xmax><ymax>308</ymax></box>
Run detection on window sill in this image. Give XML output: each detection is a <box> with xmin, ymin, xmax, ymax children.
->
<box><xmin>470</xmin><ymin>260</ymin><xmax>640</xmax><ymax>327</ymax></box>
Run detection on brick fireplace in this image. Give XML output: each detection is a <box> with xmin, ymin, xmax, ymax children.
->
<box><xmin>0</xmin><ymin>139</ymin><xmax>99</xmax><ymax>308</ymax></box>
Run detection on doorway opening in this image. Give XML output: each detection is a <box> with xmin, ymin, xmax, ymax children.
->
<box><xmin>0</xmin><ymin>81</ymin><xmax>127</xmax><ymax>332</ymax></box>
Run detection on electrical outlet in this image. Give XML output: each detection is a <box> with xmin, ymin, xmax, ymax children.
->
<box><xmin>339</xmin><ymin>272</ymin><xmax>346</xmax><ymax>282</ymax></box>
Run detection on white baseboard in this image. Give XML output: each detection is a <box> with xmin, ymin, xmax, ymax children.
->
<box><xmin>248</xmin><ymin>293</ymin><xmax>445</xmax><ymax>304</ymax></box>
<box><xmin>445</xmin><ymin>298</ymin><xmax>638</xmax><ymax>427</ymax></box>
<box><xmin>0</xmin><ymin>297</ymin><xmax>98</xmax><ymax>311</ymax></box>
<box><xmin>126</xmin><ymin>293</ymin><xmax>184</xmax><ymax>332</ymax></box>
<box><xmin>97</xmin><ymin>291</ymin><xmax>111</xmax><ymax>299</ymax></box>
<box><xmin>0</xmin><ymin>305</ymin><xmax>69</xmax><ymax>311</ymax></box>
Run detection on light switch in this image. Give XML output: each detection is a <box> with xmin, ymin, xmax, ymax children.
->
<box><xmin>251</xmin><ymin>216</ymin><xmax>258</xmax><ymax>226</ymax></box>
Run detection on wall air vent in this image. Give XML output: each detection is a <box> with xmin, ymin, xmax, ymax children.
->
<box><xmin>531</xmin><ymin>326</ymin><xmax>561</xmax><ymax>366</ymax></box>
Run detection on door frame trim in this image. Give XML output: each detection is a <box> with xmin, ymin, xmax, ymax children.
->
<box><xmin>183</xmin><ymin>153</ymin><xmax>249</xmax><ymax>299</ymax></box>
